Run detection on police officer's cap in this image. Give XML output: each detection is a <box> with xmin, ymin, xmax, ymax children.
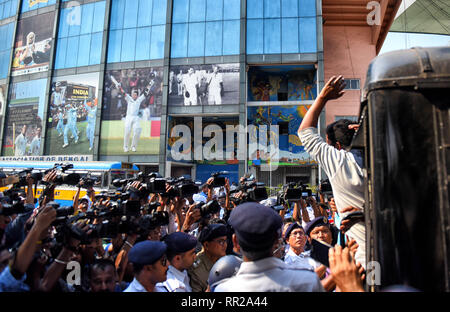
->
<box><xmin>228</xmin><ymin>202</ymin><xmax>282</xmax><ymax>251</ymax></box>
<box><xmin>198</xmin><ymin>224</ymin><xmax>228</xmax><ymax>244</ymax></box>
<box><xmin>128</xmin><ymin>241</ymin><xmax>167</xmax><ymax>266</ymax></box>
<box><xmin>304</xmin><ymin>216</ymin><xmax>330</xmax><ymax>237</ymax></box>
<box><xmin>284</xmin><ymin>222</ymin><xmax>304</xmax><ymax>241</ymax></box>
<box><xmin>164</xmin><ymin>232</ymin><xmax>197</xmax><ymax>254</ymax></box>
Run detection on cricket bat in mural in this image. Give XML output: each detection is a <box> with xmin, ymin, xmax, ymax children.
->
<box><xmin>110</xmin><ymin>75</ymin><xmax>121</xmax><ymax>89</ymax></box>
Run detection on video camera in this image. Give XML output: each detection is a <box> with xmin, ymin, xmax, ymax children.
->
<box><xmin>46</xmin><ymin>202</ymin><xmax>75</xmax><ymax>224</ymax></box>
<box><xmin>43</xmin><ymin>163</ymin><xmax>81</xmax><ymax>186</ymax></box>
<box><xmin>164</xmin><ymin>176</ymin><xmax>200</xmax><ymax>199</ymax></box>
<box><xmin>210</xmin><ymin>171</ymin><xmax>229</xmax><ymax>188</ymax></box>
<box><xmin>230</xmin><ymin>177</ymin><xmax>268</xmax><ymax>204</ymax></box>
<box><xmin>319</xmin><ymin>179</ymin><xmax>333</xmax><ymax>196</ymax></box>
<box><xmin>79</xmin><ymin>174</ymin><xmax>98</xmax><ymax>189</ymax></box>
<box><xmin>195</xmin><ymin>200</ymin><xmax>221</xmax><ymax>218</ymax></box>
<box><xmin>0</xmin><ymin>194</ymin><xmax>25</xmax><ymax>216</ymax></box>
<box><xmin>274</xmin><ymin>182</ymin><xmax>313</xmax><ymax>208</ymax></box>
<box><xmin>12</xmin><ymin>168</ymin><xmax>43</xmax><ymax>187</ymax></box>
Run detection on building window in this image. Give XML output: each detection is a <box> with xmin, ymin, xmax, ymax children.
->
<box><xmin>0</xmin><ymin>21</ymin><xmax>14</xmax><ymax>78</ymax></box>
<box><xmin>0</xmin><ymin>0</ymin><xmax>18</xmax><ymax>19</ymax></box>
<box><xmin>107</xmin><ymin>0</ymin><xmax>167</xmax><ymax>63</ymax></box>
<box><xmin>247</xmin><ymin>0</ymin><xmax>317</xmax><ymax>55</ymax></box>
<box><xmin>170</xmin><ymin>0</ymin><xmax>240</xmax><ymax>58</ymax></box>
<box><xmin>55</xmin><ymin>1</ymin><xmax>106</xmax><ymax>69</ymax></box>
<box><xmin>335</xmin><ymin>115</ymin><xmax>358</xmax><ymax>122</ymax></box>
<box><xmin>343</xmin><ymin>79</ymin><xmax>360</xmax><ymax>90</ymax></box>
<box><xmin>21</xmin><ymin>0</ymin><xmax>55</xmax><ymax>13</ymax></box>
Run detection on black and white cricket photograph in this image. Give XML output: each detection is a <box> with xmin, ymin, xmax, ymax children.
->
<box><xmin>168</xmin><ymin>63</ymin><xmax>239</xmax><ymax>106</ymax></box>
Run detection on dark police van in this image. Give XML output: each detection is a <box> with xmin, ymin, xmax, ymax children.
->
<box><xmin>352</xmin><ymin>46</ymin><xmax>450</xmax><ymax>292</ymax></box>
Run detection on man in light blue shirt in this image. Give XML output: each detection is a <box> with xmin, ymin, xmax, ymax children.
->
<box><xmin>63</xmin><ymin>103</ymin><xmax>79</xmax><ymax>148</ymax></box>
<box><xmin>155</xmin><ymin>232</ymin><xmax>197</xmax><ymax>292</ymax></box>
<box><xmin>84</xmin><ymin>99</ymin><xmax>97</xmax><ymax>151</ymax></box>
<box><xmin>124</xmin><ymin>241</ymin><xmax>168</xmax><ymax>292</ymax></box>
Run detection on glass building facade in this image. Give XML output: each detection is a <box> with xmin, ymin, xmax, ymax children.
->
<box><xmin>0</xmin><ymin>0</ymin><xmax>323</xmax><ymax>186</ymax></box>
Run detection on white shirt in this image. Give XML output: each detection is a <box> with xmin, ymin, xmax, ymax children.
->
<box><xmin>125</xmin><ymin>94</ymin><xmax>145</xmax><ymax>117</ymax></box>
<box><xmin>123</xmin><ymin>278</ymin><xmax>147</xmax><ymax>292</ymax></box>
<box><xmin>284</xmin><ymin>248</ymin><xmax>318</xmax><ymax>271</ymax></box>
<box><xmin>183</xmin><ymin>73</ymin><xmax>198</xmax><ymax>93</ymax></box>
<box><xmin>298</xmin><ymin>127</ymin><xmax>364</xmax><ymax>212</ymax></box>
<box><xmin>155</xmin><ymin>265</ymin><xmax>192</xmax><ymax>292</ymax></box>
<box><xmin>15</xmin><ymin>134</ymin><xmax>27</xmax><ymax>156</ymax></box>
<box><xmin>208</xmin><ymin>72</ymin><xmax>223</xmax><ymax>91</ymax></box>
<box><xmin>53</xmin><ymin>92</ymin><xmax>63</xmax><ymax>105</ymax></box>
<box><xmin>214</xmin><ymin>257</ymin><xmax>324</xmax><ymax>292</ymax></box>
<box><xmin>298</xmin><ymin>127</ymin><xmax>366</xmax><ymax>268</ymax></box>
<box><xmin>29</xmin><ymin>136</ymin><xmax>40</xmax><ymax>155</ymax></box>
<box><xmin>142</xmin><ymin>107</ymin><xmax>150</xmax><ymax>120</ymax></box>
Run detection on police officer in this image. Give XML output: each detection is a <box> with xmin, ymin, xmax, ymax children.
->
<box><xmin>304</xmin><ymin>216</ymin><xmax>337</xmax><ymax>246</ymax></box>
<box><xmin>123</xmin><ymin>241</ymin><xmax>168</xmax><ymax>292</ymax></box>
<box><xmin>155</xmin><ymin>232</ymin><xmax>197</xmax><ymax>292</ymax></box>
<box><xmin>188</xmin><ymin>223</ymin><xmax>228</xmax><ymax>292</ymax></box>
<box><xmin>214</xmin><ymin>202</ymin><xmax>324</xmax><ymax>292</ymax></box>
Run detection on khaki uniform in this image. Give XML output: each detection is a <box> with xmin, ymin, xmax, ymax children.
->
<box><xmin>187</xmin><ymin>250</ymin><xmax>214</xmax><ymax>292</ymax></box>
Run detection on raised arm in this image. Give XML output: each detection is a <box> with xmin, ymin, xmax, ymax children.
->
<box><xmin>298</xmin><ymin>75</ymin><xmax>345</xmax><ymax>132</ymax></box>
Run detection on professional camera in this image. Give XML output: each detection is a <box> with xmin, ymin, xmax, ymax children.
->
<box><xmin>79</xmin><ymin>175</ymin><xmax>98</xmax><ymax>188</ymax></box>
<box><xmin>13</xmin><ymin>168</ymin><xmax>43</xmax><ymax>187</ymax></box>
<box><xmin>46</xmin><ymin>202</ymin><xmax>75</xmax><ymax>223</ymax></box>
<box><xmin>147</xmin><ymin>172</ymin><xmax>167</xmax><ymax>194</ymax></box>
<box><xmin>0</xmin><ymin>198</ymin><xmax>25</xmax><ymax>216</ymax></box>
<box><xmin>210</xmin><ymin>171</ymin><xmax>229</xmax><ymax>187</ymax></box>
<box><xmin>230</xmin><ymin>178</ymin><xmax>268</xmax><ymax>204</ymax></box>
<box><xmin>281</xmin><ymin>182</ymin><xmax>303</xmax><ymax>202</ymax></box>
<box><xmin>44</xmin><ymin>163</ymin><xmax>80</xmax><ymax>186</ymax></box>
<box><xmin>139</xmin><ymin>211</ymin><xmax>169</xmax><ymax>232</ymax></box>
<box><xmin>164</xmin><ymin>176</ymin><xmax>199</xmax><ymax>198</ymax></box>
<box><xmin>112</xmin><ymin>172</ymin><xmax>153</xmax><ymax>200</ymax></box>
<box><xmin>142</xmin><ymin>201</ymin><xmax>161</xmax><ymax>214</ymax></box>
<box><xmin>319</xmin><ymin>179</ymin><xmax>333</xmax><ymax>196</ymax></box>
<box><xmin>195</xmin><ymin>200</ymin><xmax>221</xmax><ymax>218</ymax></box>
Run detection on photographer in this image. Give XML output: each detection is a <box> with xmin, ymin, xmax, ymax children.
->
<box><xmin>38</xmin><ymin>221</ymin><xmax>90</xmax><ymax>292</ymax></box>
<box><xmin>0</xmin><ymin>203</ymin><xmax>56</xmax><ymax>291</ymax></box>
<box><xmin>298</xmin><ymin>75</ymin><xmax>365</xmax><ymax>268</ymax></box>
<box><xmin>3</xmin><ymin>170</ymin><xmax>56</xmax><ymax>250</ymax></box>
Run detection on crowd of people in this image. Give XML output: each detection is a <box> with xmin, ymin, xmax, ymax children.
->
<box><xmin>0</xmin><ymin>75</ymin><xmax>368</xmax><ymax>292</ymax></box>
<box><xmin>0</xmin><ymin>168</ymin><xmax>364</xmax><ymax>293</ymax></box>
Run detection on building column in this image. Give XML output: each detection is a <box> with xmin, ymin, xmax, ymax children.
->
<box><xmin>92</xmin><ymin>0</ymin><xmax>113</xmax><ymax>161</ymax></box>
<box><xmin>158</xmin><ymin>0</ymin><xmax>174</xmax><ymax>177</ymax></box>
<box><xmin>0</xmin><ymin>1</ymin><xmax>23</xmax><ymax>154</ymax></box>
<box><xmin>238</xmin><ymin>0</ymin><xmax>247</xmax><ymax>179</ymax></box>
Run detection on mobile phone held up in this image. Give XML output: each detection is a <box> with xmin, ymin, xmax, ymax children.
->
<box><xmin>310</xmin><ymin>239</ymin><xmax>333</xmax><ymax>267</ymax></box>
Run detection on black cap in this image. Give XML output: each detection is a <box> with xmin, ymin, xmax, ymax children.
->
<box><xmin>284</xmin><ymin>222</ymin><xmax>304</xmax><ymax>241</ymax></box>
<box><xmin>128</xmin><ymin>241</ymin><xmax>167</xmax><ymax>266</ymax></box>
<box><xmin>304</xmin><ymin>216</ymin><xmax>330</xmax><ymax>237</ymax></box>
<box><xmin>198</xmin><ymin>224</ymin><xmax>228</xmax><ymax>244</ymax></box>
<box><xmin>164</xmin><ymin>232</ymin><xmax>197</xmax><ymax>254</ymax></box>
<box><xmin>228</xmin><ymin>202</ymin><xmax>282</xmax><ymax>251</ymax></box>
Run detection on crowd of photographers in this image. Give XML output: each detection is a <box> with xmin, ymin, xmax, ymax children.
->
<box><xmin>0</xmin><ymin>160</ymin><xmax>366</xmax><ymax>292</ymax></box>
